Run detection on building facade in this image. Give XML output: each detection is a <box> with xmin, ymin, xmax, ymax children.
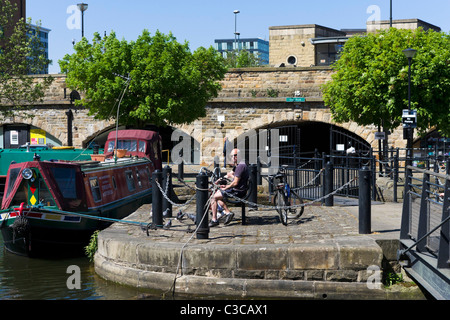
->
<box><xmin>214</xmin><ymin>38</ymin><xmax>269</xmax><ymax>65</ymax></box>
<box><xmin>269</xmin><ymin>19</ymin><xmax>441</xmax><ymax>68</ymax></box>
<box><xmin>29</xmin><ymin>24</ymin><xmax>51</xmax><ymax>74</ymax></box>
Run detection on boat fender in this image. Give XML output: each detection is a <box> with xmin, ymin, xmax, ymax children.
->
<box><xmin>11</xmin><ymin>203</ymin><xmax>30</xmax><ymax>241</ymax></box>
<box><xmin>11</xmin><ymin>215</ymin><xmax>30</xmax><ymax>240</ymax></box>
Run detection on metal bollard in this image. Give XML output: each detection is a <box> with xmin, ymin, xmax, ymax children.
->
<box><xmin>152</xmin><ymin>170</ymin><xmax>163</xmax><ymax>227</ymax></box>
<box><xmin>358</xmin><ymin>166</ymin><xmax>371</xmax><ymax>234</ymax></box>
<box><xmin>256</xmin><ymin>156</ymin><xmax>262</xmax><ymax>185</ymax></box>
<box><xmin>162</xmin><ymin>165</ymin><xmax>172</xmax><ymax>217</ymax></box>
<box><xmin>324</xmin><ymin>161</ymin><xmax>334</xmax><ymax>206</ymax></box>
<box><xmin>249</xmin><ymin>164</ymin><xmax>257</xmax><ymax>208</ymax></box>
<box><xmin>177</xmin><ymin>159</ymin><xmax>184</xmax><ymax>181</ymax></box>
<box><xmin>196</xmin><ymin>171</ymin><xmax>209</xmax><ymax>239</ymax></box>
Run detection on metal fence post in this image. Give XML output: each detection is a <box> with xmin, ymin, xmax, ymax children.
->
<box><xmin>324</xmin><ymin>161</ymin><xmax>334</xmax><ymax>206</ymax></box>
<box><xmin>196</xmin><ymin>172</ymin><xmax>209</xmax><ymax>239</ymax></box>
<box><xmin>152</xmin><ymin>170</ymin><xmax>163</xmax><ymax>227</ymax></box>
<box><xmin>437</xmin><ymin>159</ymin><xmax>450</xmax><ymax>268</ymax></box>
<box><xmin>359</xmin><ymin>166</ymin><xmax>371</xmax><ymax>234</ymax></box>
<box><xmin>417</xmin><ymin>172</ymin><xmax>430</xmax><ymax>252</ymax></box>
<box><xmin>256</xmin><ymin>156</ymin><xmax>262</xmax><ymax>185</ymax></box>
<box><xmin>393</xmin><ymin>149</ymin><xmax>399</xmax><ymax>202</ymax></box>
<box><xmin>162</xmin><ymin>165</ymin><xmax>172</xmax><ymax>218</ymax></box>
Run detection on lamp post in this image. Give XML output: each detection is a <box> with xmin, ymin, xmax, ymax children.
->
<box><xmin>390</xmin><ymin>0</ymin><xmax>392</xmax><ymax>28</ymax></box>
<box><xmin>234</xmin><ymin>10</ymin><xmax>240</xmax><ymax>52</ymax></box>
<box><xmin>403</xmin><ymin>48</ymin><xmax>417</xmax><ymax>166</ymax></box>
<box><xmin>77</xmin><ymin>3</ymin><xmax>88</xmax><ymax>38</ymax></box>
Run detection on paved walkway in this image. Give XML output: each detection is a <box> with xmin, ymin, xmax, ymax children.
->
<box><xmin>120</xmin><ymin>198</ymin><xmax>403</xmax><ymax>245</ymax></box>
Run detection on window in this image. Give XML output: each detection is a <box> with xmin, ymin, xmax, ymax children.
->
<box><xmin>6</xmin><ymin>168</ymin><xmax>20</xmax><ymax>199</ymax></box>
<box><xmin>50</xmin><ymin>167</ymin><xmax>78</xmax><ymax>199</ymax></box>
<box><xmin>118</xmin><ymin>139</ymin><xmax>137</xmax><ymax>151</ymax></box>
<box><xmin>107</xmin><ymin>141</ymin><xmax>115</xmax><ymax>152</ymax></box>
<box><xmin>38</xmin><ymin>179</ymin><xmax>56</xmax><ymax>206</ymax></box>
<box><xmin>138</xmin><ymin>141</ymin><xmax>146</xmax><ymax>153</ymax></box>
<box><xmin>125</xmin><ymin>170</ymin><xmax>135</xmax><ymax>191</ymax></box>
<box><xmin>287</xmin><ymin>55</ymin><xmax>297</xmax><ymax>65</ymax></box>
<box><xmin>315</xmin><ymin>43</ymin><xmax>342</xmax><ymax>66</ymax></box>
<box><xmin>89</xmin><ymin>177</ymin><xmax>101</xmax><ymax>202</ymax></box>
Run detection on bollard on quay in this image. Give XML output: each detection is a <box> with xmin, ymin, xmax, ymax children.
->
<box><xmin>195</xmin><ymin>171</ymin><xmax>209</xmax><ymax>239</ymax></box>
<box><xmin>152</xmin><ymin>170</ymin><xmax>163</xmax><ymax>227</ymax></box>
<box><xmin>177</xmin><ymin>160</ymin><xmax>184</xmax><ymax>181</ymax></box>
<box><xmin>359</xmin><ymin>166</ymin><xmax>372</xmax><ymax>234</ymax></box>
<box><xmin>162</xmin><ymin>165</ymin><xmax>172</xmax><ymax>218</ymax></box>
<box><xmin>249</xmin><ymin>164</ymin><xmax>257</xmax><ymax>208</ymax></box>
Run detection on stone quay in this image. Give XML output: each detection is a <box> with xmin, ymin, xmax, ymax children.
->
<box><xmin>94</xmin><ymin>177</ymin><xmax>427</xmax><ymax>300</ymax></box>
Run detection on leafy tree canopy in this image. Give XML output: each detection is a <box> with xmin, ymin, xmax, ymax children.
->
<box><xmin>59</xmin><ymin>30</ymin><xmax>227</xmax><ymax>127</ymax></box>
<box><xmin>0</xmin><ymin>0</ymin><xmax>53</xmax><ymax>118</ymax></box>
<box><xmin>223</xmin><ymin>49</ymin><xmax>262</xmax><ymax>68</ymax></box>
<box><xmin>322</xmin><ymin>28</ymin><xmax>450</xmax><ymax>136</ymax></box>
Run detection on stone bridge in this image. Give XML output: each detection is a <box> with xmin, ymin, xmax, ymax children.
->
<box><xmin>2</xmin><ymin>69</ymin><xmax>408</xmax><ymax>164</ymax></box>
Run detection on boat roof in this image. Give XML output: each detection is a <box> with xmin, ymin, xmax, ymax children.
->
<box><xmin>106</xmin><ymin>129</ymin><xmax>159</xmax><ymax>141</ymax></box>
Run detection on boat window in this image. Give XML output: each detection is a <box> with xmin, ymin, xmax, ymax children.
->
<box><xmin>118</xmin><ymin>140</ymin><xmax>137</xmax><ymax>152</ymax></box>
<box><xmin>10</xmin><ymin>181</ymin><xmax>28</xmax><ymax>206</ymax></box>
<box><xmin>107</xmin><ymin>141</ymin><xmax>115</xmax><ymax>152</ymax></box>
<box><xmin>5</xmin><ymin>168</ymin><xmax>21</xmax><ymax>199</ymax></box>
<box><xmin>107</xmin><ymin>139</ymin><xmax>138</xmax><ymax>152</ymax></box>
<box><xmin>38</xmin><ymin>179</ymin><xmax>56</xmax><ymax>206</ymax></box>
<box><xmin>89</xmin><ymin>177</ymin><xmax>102</xmax><ymax>202</ymax></box>
<box><xmin>49</xmin><ymin>167</ymin><xmax>78</xmax><ymax>199</ymax></box>
<box><xmin>125</xmin><ymin>170</ymin><xmax>135</xmax><ymax>191</ymax></box>
<box><xmin>138</xmin><ymin>141</ymin><xmax>146</xmax><ymax>153</ymax></box>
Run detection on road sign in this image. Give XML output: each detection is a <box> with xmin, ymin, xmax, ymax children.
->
<box><xmin>402</xmin><ymin>109</ymin><xmax>417</xmax><ymax>128</ymax></box>
<box><xmin>286</xmin><ymin>97</ymin><xmax>305</xmax><ymax>102</ymax></box>
<box><xmin>374</xmin><ymin>132</ymin><xmax>386</xmax><ymax>140</ymax></box>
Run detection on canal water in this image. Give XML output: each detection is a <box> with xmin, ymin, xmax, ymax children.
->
<box><xmin>0</xmin><ymin>234</ymin><xmax>157</xmax><ymax>300</ymax></box>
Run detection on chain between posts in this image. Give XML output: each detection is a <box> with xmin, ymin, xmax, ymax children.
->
<box><xmin>156</xmin><ymin>170</ymin><xmax>357</xmax><ymax>211</ymax></box>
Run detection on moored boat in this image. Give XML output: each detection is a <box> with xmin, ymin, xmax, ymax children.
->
<box><xmin>0</xmin><ymin>129</ymin><xmax>161</xmax><ymax>257</ymax></box>
<box><xmin>0</xmin><ymin>144</ymin><xmax>99</xmax><ymax>197</ymax></box>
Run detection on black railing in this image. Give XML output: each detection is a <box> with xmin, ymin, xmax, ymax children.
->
<box><xmin>258</xmin><ymin>149</ymin><xmax>376</xmax><ymax>202</ymax></box>
<box><xmin>398</xmin><ymin>162</ymin><xmax>450</xmax><ymax>299</ymax></box>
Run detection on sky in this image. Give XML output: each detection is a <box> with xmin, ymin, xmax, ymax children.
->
<box><xmin>26</xmin><ymin>0</ymin><xmax>450</xmax><ymax>74</ymax></box>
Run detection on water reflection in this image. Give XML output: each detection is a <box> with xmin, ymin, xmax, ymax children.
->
<box><xmin>0</xmin><ymin>234</ymin><xmax>152</xmax><ymax>300</ymax></box>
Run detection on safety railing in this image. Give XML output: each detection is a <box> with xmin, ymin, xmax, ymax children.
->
<box><xmin>398</xmin><ymin>163</ymin><xmax>450</xmax><ymax>299</ymax></box>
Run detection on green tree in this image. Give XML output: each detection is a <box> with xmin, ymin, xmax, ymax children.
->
<box><xmin>59</xmin><ymin>30</ymin><xmax>227</xmax><ymax>127</ymax></box>
<box><xmin>224</xmin><ymin>49</ymin><xmax>262</xmax><ymax>68</ymax></box>
<box><xmin>0</xmin><ymin>0</ymin><xmax>53</xmax><ymax>118</ymax></box>
<box><xmin>322</xmin><ymin>28</ymin><xmax>450</xmax><ymax>136</ymax></box>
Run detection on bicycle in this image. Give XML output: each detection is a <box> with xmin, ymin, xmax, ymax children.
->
<box><xmin>271</xmin><ymin>167</ymin><xmax>304</xmax><ymax>226</ymax></box>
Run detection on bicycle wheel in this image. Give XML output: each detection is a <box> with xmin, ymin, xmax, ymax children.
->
<box><xmin>288</xmin><ymin>190</ymin><xmax>304</xmax><ymax>218</ymax></box>
<box><xmin>274</xmin><ymin>190</ymin><xmax>288</xmax><ymax>226</ymax></box>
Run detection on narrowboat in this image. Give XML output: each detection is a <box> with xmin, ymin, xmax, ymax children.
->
<box><xmin>0</xmin><ymin>144</ymin><xmax>98</xmax><ymax>197</ymax></box>
<box><xmin>0</xmin><ymin>129</ymin><xmax>162</xmax><ymax>257</ymax></box>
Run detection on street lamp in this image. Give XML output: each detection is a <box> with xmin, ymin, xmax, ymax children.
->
<box><xmin>234</xmin><ymin>10</ymin><xmax>240</xmax><ymax>52</ymax></box>
<box><xmin>77</xmin><ymin>3</ymin><xmax>88</xmax><ymax>38</ymax></box>
<box><xmin>402</xmin><ymin>48</ymin><xmax>417</xmax><ymax>166</ymax></box>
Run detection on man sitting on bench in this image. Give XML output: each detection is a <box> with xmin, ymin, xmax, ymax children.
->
<box><xmin>209</xmin><ymin>148</ymin><xmax>249</xmax><ymax>227</ymax></box>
